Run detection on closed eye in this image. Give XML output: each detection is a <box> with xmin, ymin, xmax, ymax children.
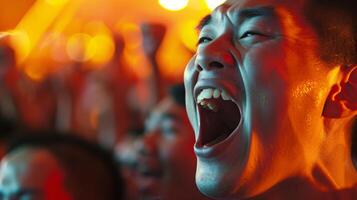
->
<box><xmin>197</xmin><ymin>37</ymin><xmax>212</xmax><ymax>45</ymax></box>
<box><xmin>240</xmin><ymin>31</ymin><xmax>266</xmax><ymax>39</ymax></box>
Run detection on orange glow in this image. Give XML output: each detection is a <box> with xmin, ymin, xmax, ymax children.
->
<box><xmin>2</xmin><ymin>0</ymin><xmax>210</xmax><ymax>80</ymax></box>
<box><xmin>12</xmin><ymin>0</ymin><xmax>71</xmax><ymax>63</ymax></box>
<box><xmin>178</xmin><ymin>20</ymin><xmax>199</xmax><ymax>52</ymax></box>
<box><xmin>117</xmin><ymin>21</ymin><xmax>151</xmax><ymax>79</ymax></box>
<box><xmin>9</xmin><ymin>30</ymin><xmax>31</xmax><ymax>67</ymax></box>
<box><xmin>276</xmin><ymin>7</ymin><xmax>302</xmax><ymax>40</ymax></box>
<box><xmin>83</xmin><ymin>21</ymin><xmax>116</xmax><ymax>67</ymax></box>
<box><xmin>45</xmin><ymin>0</ymin><xmax>69</xmax><ymax>6</ymax></box>
<box><xmin>24</xmin><ymin>64</ymin><xmax>47</xmax><ymax>81</ymax></box>
<box><xmin>50</xmin><ymin>33</ymin><xmax>69</xmax><ymax>63</ymax></box>
<box><xmin>205</xmin><ymin>0</ymin><xmax>226</xmax><ymax>10</ymax></box>
<box><xmin>116</xmin><ymin>22</ymin><xmax>142</xmax><ymax>51</ymax></box>
<box><xmin>84</xmin><ymin>21</ymin><xmax>111</xmax><ymax>36</ymax></box>
<box><xmin>87</xmin><ymin>34</ymin><xmax>115</xmax><ymax>66</ymax></box>
<box><xmin>66</xmin><ymin>33</ymin><xmax>92</xmax><ymax>62</ymax></box>
<box><xmin>123</xmin><ymin>48</ymin><xmax>151</xmax><ymax>79</ymax></box>
<box><xmin>157</xmin><ymin>29</ymin><xmax>193</xmax><ymax>80</ymax></box>
<box><xmin>158</xmin><ymin>0</ymin><xmax>189</xmax><ymax>11</ymax></box>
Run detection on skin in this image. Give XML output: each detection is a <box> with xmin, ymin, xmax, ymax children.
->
<box><xmin>137</xmin><ymin>96</ymin><xmax>208</xmax><ymax>200</ymax></box>
<box><xmin>0</xmin><ymin>148</ymin><xmax>73</xmax><ymax>200</ymax></box>
<box><xmin>184</xmin><ymin>0</ymin><xmax>357</xmax><ymax>199</ymax></box>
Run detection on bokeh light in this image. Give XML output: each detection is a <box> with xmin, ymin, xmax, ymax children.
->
<box><xmin>24</xmin><ymin>63</ymin><xmax>46</xmax><ymax>81</ymax></box>
<box><xmin>66</xmin><ymin>33</ymin><xmax>93</xmax><ymax>62</ymax></box>
<box><xmin>178</xmin><ymin>20</ymin><xmax>199</xmax><ymax>52</ymax></box>
<box><xmin>45</xmin><ymin>0</ymin><xmax>69</xmax><ymax>6</ymax></box>
<box><xmin>9</xmin><ymin>30</ymin><xmax>31</xmax><ymax>65</ymax></box>
<box><xmin>158</xmin><ymin>0</ymin><xmax>189</xmax><ymax>11</ymax></box>
<box><xmin>82</xmin><ymin>21</ymin><xmax>116</xmax><ymax>67</ymax></box>
<box><xmin>205</xmin><ymin>0</ymin><xmax>226</xmax><ymax>10</ymax></box>
<box><xmin>87</xmin><ymin>34</ymin><xmax>115</xmax><ymax>66</ymax></box>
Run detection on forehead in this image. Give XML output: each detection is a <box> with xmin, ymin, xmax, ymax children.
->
<box><xmin>200</xmin><ymin>0</ymin><xmax>306</xmax><ymax>28</ymax></box>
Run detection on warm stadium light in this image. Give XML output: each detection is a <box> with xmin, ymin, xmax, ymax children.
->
<box><xmin>45</xmin><ymin>0</ymin><xmax>69</xmax><ymax>6</ymax></box>
<box><xmin>205</xmin><ymin>0</ymin><xmax>226</xmax><ymax>10</ymax></box>
<box><xmin>66</xmin><ymin>33</ymin><xmax>93</xmax><ymax>62</ymax></box>
<box><xmin>158</xmin><ymin>0</ymin><xmax>189</xmax><ymax>11</ymax></box>
<box><xmin>179</xmin><ymin>20</ymin><xmax>199</xmax><ymax>52</ymax></box>
<box><xmin>88</xmin><ymin>34</ymin><xmax>115</xmax><ymax>66</ymax></box>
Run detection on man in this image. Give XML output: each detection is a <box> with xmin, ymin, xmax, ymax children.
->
<box><xmin>137</xmin><ymin>84</ymin><xmax>209</xmax><ymax>200</ymax></box>
<box><xmin>0</xmin><ymin>132</ymin><xmax>124</xmax><ymax>200</ymax></box>
<box><xmin>184</xmin><ymin>0</ymin><xmax>357</xmax><ymax>199</ymax></box>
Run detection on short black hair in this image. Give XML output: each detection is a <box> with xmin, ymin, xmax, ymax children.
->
<box><xmin>304</xmin><ymin>0</ymin><xmax>357</xmax><ymax>65</ymax></box>
<box><xmin>168</xmin><ymin>83</ymin><xmax>186</xmax><ymax>107</ymax></box>
<box><xmin>7</xmin><ymin>131</ymin><xmax>124</xmax><ymax>200</ymax></box>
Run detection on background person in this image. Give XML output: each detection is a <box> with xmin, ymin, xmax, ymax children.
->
<box><xmin>136</xmin><ymin>84</ymin><xmax>209</xmax><ymax>200</ymax></box>
<box><xmin>0</xmin><ymin>132</ymin><xmax>124</xmax><ymax>200</ymax></box>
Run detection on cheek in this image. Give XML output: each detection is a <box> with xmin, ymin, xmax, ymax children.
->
<box><xmin>243</xmin><ymin>42</ymin><xmax>290</xmax><ymax>129</ymax></box>
<box><xmin>243</xmin><ymin>40</ymin><xmax>329</xmax><ymax>145</ymax></box>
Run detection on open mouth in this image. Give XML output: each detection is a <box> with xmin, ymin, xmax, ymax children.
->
<box><xmin>196</xmin><ymin>88</ymin><xmax>241</xmax><ymax>147</ymax></box>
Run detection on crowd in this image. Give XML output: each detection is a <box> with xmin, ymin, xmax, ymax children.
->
<box><xmin>0</xmin><ymin>20</ymin><xmax>203</xmax><ymax>200</ymax></box>
<box><xmin>0</xmin><ymin>0</ymin><xmax>356</xmax><ymax>199</ymax></box>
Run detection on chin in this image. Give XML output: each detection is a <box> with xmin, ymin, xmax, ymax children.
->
<box><xmin>196</xmin><ymin>165</ymin><xmax>236</xmax><ymax>198</ymax></box>
<box><xmin>194</xmin><ymin>132</ymin><xmax>251</xmax><ymax>199</ymax></box>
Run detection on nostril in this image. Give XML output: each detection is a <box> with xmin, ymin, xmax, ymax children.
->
<box><xmin>210</xmin><ymin>61</ymin><xmax>224</xmax><ymax>69</ymax></box>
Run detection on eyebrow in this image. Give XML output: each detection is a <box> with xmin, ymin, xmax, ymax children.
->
<box><xmin>196</xmin><ymin>6</ymin><xmax>275</xmax><ymax>31</ymax></box>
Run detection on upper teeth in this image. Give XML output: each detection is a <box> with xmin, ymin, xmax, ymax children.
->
<box><xmin>196</xmin><ymin>88</ymin><xmax>233</xmax><ymax>111</ymax></box>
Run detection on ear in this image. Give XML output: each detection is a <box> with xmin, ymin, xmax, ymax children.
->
<box><xmin>323</xmin><ymin>65</ymin><xmax>357</xmax><ymax>118</ymax></box>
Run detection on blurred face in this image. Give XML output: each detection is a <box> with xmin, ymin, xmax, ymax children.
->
<box><xmin>184</xmin><ymin>0</ymin><xmax>336</xmax><ymax>198</ymax></box>
<box><xmin>0</xmin><ymin>148</ymin><xmax>73</xmax><ymax>200</ymax></box>
<box><xmin>137</xmin><ymin>97</ymin><xmax>198</xmax><ymax>199</ymax></box>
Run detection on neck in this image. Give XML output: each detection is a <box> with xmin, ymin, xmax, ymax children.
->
<box><xmin>251</xmin><ymin>117</ymin><xmax>357</xmax><ymax>200</ymax></box>
<box><xmin>316</xmin><ymin>117</ymin><xmax>357</xmax><ymax>188</ymax></box>
<box><xmin>249</xmin><ymin>176</ymin><xmax>357</xmax><ymax>200</ymax></box>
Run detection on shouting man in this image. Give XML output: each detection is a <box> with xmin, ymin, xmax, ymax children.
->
<box><xmin>184</xmin><ymin>0</ymin><xmax>357</xmax><ymax>199</ymax></box>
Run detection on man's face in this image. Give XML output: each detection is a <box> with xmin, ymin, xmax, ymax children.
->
<box><xmin>0</xmin><ymin>148</ymin><xmax>73</xmax><ymax>200</ymax></box>
<box><xmin>137</xmin><ymin>97</ymin><xmax>198</xmax><ymax>199</ymax></box>
<box><xmin>184</xmin><ymin>0</ymin><xmax>336</xmax><ymax>198</ymax></box>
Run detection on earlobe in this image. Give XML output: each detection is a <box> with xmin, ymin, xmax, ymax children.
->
<box><xmin>322</xmin><ymin>65</ymin><xmax>357</xmax><ymax>118</ymax></box>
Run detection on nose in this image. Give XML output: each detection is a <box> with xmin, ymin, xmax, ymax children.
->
<box><xmin>195</xmin><ymin>36</ymin><xmax>236</xmax><ymax>72</ymax></box>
